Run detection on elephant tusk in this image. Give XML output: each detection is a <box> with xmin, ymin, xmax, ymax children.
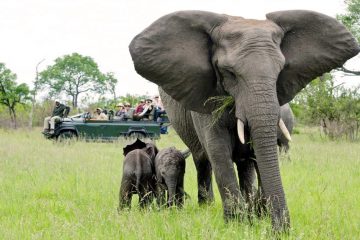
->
<box><xmin>237</xmin><ymin>119</ymin><xmax>245</xmax><ymax>144</ymax></box>
<box><xmin>279</xmin><ymin>118</ymin><xmax>292</xmax><ymax>142</ymax></box>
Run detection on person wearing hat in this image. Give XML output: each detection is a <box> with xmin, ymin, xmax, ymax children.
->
<box><xmin>93</xmin><ymin>107</ymin><xmax>107</xmax><ymax>120</ymax></box>
<box><xmin>134</xmin><ymin>100</ymin><xmax>145</xmax><ymax>114</ymax></box>
<box><xmin>114</xmin><ymin>103</ymin><xmax>126</xmax><ymax>120</ymax></box>
<box><xmin>42</xmin><ymin>99</ymin><xmax>70</xmax><ymax>134</ymax></box>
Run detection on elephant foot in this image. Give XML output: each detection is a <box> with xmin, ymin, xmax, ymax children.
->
<box><xmin>271</xmin><ymin>208</ymin><xmax>291</xmax><ymax>234</ymax></box>
<box><xmin>223</xmin><ymin>201</ymin><xmax>248</xmax><ymax>223</ymax></box>
<box><xmin>254</xmin><ymin>198</ymin><xmax>269</xmax><ymax>219</ymax></box>
<box><xmin>198</xmin><ymin>196</ymin><xmax>214</xmax><ymax>206</ymax></box>
<box><xmin>223</xmin><ymin>209</ymin><xmax>247</xmax><ymax>223</ymax></box>
<box><xmin>198</xmin><ymin>187</ymin><xmax>215</xmax><ymax>205</ymax></box>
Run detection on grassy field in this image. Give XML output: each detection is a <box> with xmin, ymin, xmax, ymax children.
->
<box><xmin>0</xmin><ymin>126</ymin><xmax>359</xmax><ymax>239</ymax></box>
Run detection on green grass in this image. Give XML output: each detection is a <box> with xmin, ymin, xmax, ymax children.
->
<box><xmin>0</xmin><ymin>127</ymin><xmax>359</xmax><ymax>239</ymax></box>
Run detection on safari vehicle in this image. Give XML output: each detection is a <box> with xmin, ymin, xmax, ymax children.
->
<box><xmin>42</xmin><ymin>112</ymin><xmax>168</xmax><ymax>141</ymax></box>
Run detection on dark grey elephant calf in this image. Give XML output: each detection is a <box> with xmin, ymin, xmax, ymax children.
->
<box><xmin>155</xmin><ymin>148</ymin><xmax>190</xmax><ymax>207</ymax></box>
<box><xmin>118</xmin><ymin>139</ymin><xmax>158</xmax><ymax>210</ymax></box>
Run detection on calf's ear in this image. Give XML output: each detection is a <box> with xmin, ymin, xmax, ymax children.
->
<box><xmin>144</xmin><ymin>143</ymin><xmax>159</xmax><ymax>159</ymax></box>
<box><xmin>123</xmin><ymin>138</ymin><xmax>147</xmax><ymax>156</ymax></box>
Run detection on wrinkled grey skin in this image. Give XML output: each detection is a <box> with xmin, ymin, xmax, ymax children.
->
<box><xmin>118</xmin><ymin>141</ymin><xmax>158</xmax><ymax>210</ymax></box>
<box><xmin>155</xmin><ymin>147</ymin><xmax>188</xmax><ymax>207</ymax></box>
<box><xmin>278</xmin><ymin>103</ymin><xmax>294</xmax><ymax>154</ymax></box>
<box><xmin>129</xmin><ymin>10</ymin><xmax>359</xmax><ymax>230</ymax></box>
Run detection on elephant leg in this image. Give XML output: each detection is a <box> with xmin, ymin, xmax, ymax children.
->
<box><xmin>175</xmin><ymin>178</ymin><xmax>185</xmax><ymax>207</ymax></box>
<box><xmin>193</xmin><ymin>153</ymin><xmax>214</xmax><ymax>204</ymax></box>
<box><xmin>138</xmin><ymin>185</ymin><xmax>150</xmax><ymax>208</ymax></box>
<box><xmin>236</xmin><ymin>159</ymin><xmax>256</xmax><ymax>207</ymax></box>
<box><xmin>137</xmin><ymin>178</ymin><xmax>155</xmax><ymax>209</ymax></box>
<box><xmin>192</xmin><ymin>113</ymin><xmax>242</xmax><ymax>220</ymax></box>
<box><xmin>207</xmin><ymin>134</ymin><xmax>242</xmax><ymax>219</ymax></box>
<box><xmin>156</xmin><ymin>183</ymin><xmax>167</xmax><ymax>208</ymax></box>
<box><xmin>118</xmin><ymin>178</ymin><xmax>133</xmax><ymax>210</ymax></box>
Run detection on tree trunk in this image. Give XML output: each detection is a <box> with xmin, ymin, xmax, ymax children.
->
<box><xmin>28</xmin><ymin>95</ymin><xmax>35</xmax><ymax>129</ymax></box>
<box><xmin>8</xmin><ymin>107</ymin><xmax>17</xmax><ymax>129</ymax></box>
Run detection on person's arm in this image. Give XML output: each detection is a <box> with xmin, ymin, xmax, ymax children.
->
<box><xmin>63</xmin><ymin>106</ymin><xmax>70</xmax><ymax>117</ymax></box>
<box><xmin>139</xmin><ymin>106</ymin><xmax>149</xmax><ymax>117</ymax></box>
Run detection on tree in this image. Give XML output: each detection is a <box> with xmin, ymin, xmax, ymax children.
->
<box><xmin>0</xmin><ymin>63</ymin><xmax>31</xmax><ymax>128</ymax></box>
<box><xmin>28</xmin><ymin>59</ymin><xmax>45</xmax><ymax>129</ymax></box>
<box><xmin>105</xmin><ymin>72</ymin><xmax>118</xmax><ymax>101</ymax></box>
<box><xmin>119</xmin><ymin>94</ymin><xmax>149</xmax><ymax>107</ymax></box>
<box><xmin>292</xmin><ymin>74</ymin><xmax>360</xmax><ymax>140</ymax></box>
<box><xmin>337</xmin><ymin>0</ymin><xmax>360</xmax><ymax>75</ymax></box>
<box><xmin>38</xmin><ymin>53</ymin><xmax>117</xmax><ymax>108</ymax></box>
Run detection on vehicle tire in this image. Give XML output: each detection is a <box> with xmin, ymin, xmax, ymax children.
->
<box><xmin>57</xmin><ymin>130</ymin><xmax>77</xmax><ymax>142</ymax></box>
<box><xmin>128</xmin><ymin>132</ymin><xmax>146</xmax><ymax>139</ymax></box>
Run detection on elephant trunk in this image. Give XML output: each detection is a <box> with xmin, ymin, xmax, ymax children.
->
<box><xmin>236</xmin><ymin>88</ymin><xmax>290</xmax><ymax>230</ymax></box>
<box><xmin>166</xmin><ymin>180</ymin><xmax>178</xmax><ymax>207</ymax></box>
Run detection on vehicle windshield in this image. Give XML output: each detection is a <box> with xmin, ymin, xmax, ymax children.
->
<box><xmin>69</xmin><ymin>113</ymin><xmax>84</xmax><ymax>118</ymax></box>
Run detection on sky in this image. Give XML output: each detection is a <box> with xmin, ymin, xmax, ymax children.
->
<box><xmin>0</xmin><ymin>0</ymin><xmax>358</xmax><ymax>100</ymax></box>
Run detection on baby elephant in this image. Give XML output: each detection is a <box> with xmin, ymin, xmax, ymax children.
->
<box><xmin>118</xmin><ymin>138</ymin><xmax>158</xmax><ymax>210</ymax></box>
<box><xmin>155</xmin><ymin>147</ymin><xmax>190</xmax><ymax>207</ymax></box>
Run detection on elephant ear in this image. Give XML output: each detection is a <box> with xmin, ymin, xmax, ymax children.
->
<box><xmin>129</xmin><ymin>11</ymin><xmax>227</xmax><ymax>113</ymax></box>
<box><xmin>123</xmin><ymin>138</ymin><xmax>147</xmax><ymax>156</ymax></box>
<box><xmin>266</xmin><ymin>10</ymin><xmax>360</xmax><ymax>105</ymax></box>
<box><xmin>144</xmin><ymin>143</ymin><xmax>159</xmax><ymax>160</ymax></box>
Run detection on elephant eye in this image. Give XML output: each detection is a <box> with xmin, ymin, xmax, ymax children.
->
<box><xmin>221</xmin><ymin>68</ymin><xmax>236</xmax><ymax>81</ymax></box>
<box><xmin>220</xmin><ymin>68</ymin><xmax>238</xmax><ymax>93</ymax></box>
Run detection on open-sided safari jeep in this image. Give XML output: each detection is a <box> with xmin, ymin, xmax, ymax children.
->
<box><xmin>42</xmin><ymin>111</ymin><xmax>169</xmax><ymax>141</ymax></box>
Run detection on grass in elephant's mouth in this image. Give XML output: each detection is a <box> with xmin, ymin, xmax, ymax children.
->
<box><xmin>205</xmin><ymin>95</ymin><xmax>235</xmax><ymax>126</ymax></box>
<box><xmin>0</xmin><ymin>127</ymin><xmax>359</xmax><ymax>239</ymax></box>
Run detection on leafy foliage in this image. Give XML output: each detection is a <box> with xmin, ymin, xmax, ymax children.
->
<box><xmin>37</xmin><ymin>53</ymin><xmax>117</xmax><ymax>108</ymax></box>
<box><xmin>292</xmin><ymin>74</ymin><xmax>360</xmax><ymax>140</ymax></box>
<box><xmin>205</xmin><ymin>96</ymin><xmax>235</xmax><ymax>126</ymax></box>
<box><xmin>337</xmin><ymin>0</ymin><xmax>360</xmax><ymax>43</ymax></box>
<box><xmin>0</xmin><ymin>63</ymin><xmax>31</xmax><ymax>128</ymax></box>
<box><xmin>336</xmin><ymin>0</ymin><xmax>360</xmax><ymax>75</ymax></box>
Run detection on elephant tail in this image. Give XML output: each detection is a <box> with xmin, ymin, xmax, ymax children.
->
<box><xmin>181</xmin><ymin>149</ymin><xmax>192</xmax><ymax>159</ymax></box>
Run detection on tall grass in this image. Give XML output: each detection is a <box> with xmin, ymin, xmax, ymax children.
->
<box><xmin>0</xmin><ymin>127</ymin><xmax>359</xmax><ymax>239</ymax></box>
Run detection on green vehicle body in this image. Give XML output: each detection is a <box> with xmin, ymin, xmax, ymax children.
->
<box><xmin>43</xmin><ymin>113</ymin><xmax>164</xmax><ymax>141</ymax></box>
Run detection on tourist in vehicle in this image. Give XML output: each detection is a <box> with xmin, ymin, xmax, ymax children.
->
<box><xmin>133</xmin><ymin>100</ymin><xmax>145</xmax><ymax>120</ymax></box>
<box><xmin>42</xmin><ymin>99</ymin><xmax>70</xmax><ymax>134</ymax></box>
<box><xmin>134</xmin><ymin>100</ymin><xmax>145</xmax><ymax>114</ymax></box>
<box><xmin>133</xmin><ymin>99</ymin><xmax>154</xmax><ymax>120</ymax></box>
<box><xmin>123</xmin><ymin>102</ymin><xmax>133</xmax><ymax>120</ymax></box>
<box><xmin>114</xmin><ymin>103</ymin><xmax>127</xmax><ymax>120</ymax></box>
<box><xmin>124</xmin><ymin>102</ymin><xmax>131</xmax><ymax>111</ymax></box>
<box><xmin>152</xmin><ymin>95</ymin><xmax>166</xmax><ymax>122</ymax></box>
<box><xmin>93</xmin><ymin>108</ymin><xmax>107</xmax><ymax>120</ymax></box>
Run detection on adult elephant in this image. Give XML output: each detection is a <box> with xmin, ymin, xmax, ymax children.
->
<box><xmin>129</xmin><ymin>10</ymin><xmax>359</xmax><ymax>231</ymax></box>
